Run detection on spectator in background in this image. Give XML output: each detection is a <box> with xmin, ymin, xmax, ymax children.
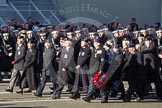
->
<box><xmin>129</xmin><ymin>17</ymin><xmax>139</xmax><ymax>32</ymax></box>
<box><xmin>27</xmin><ymin>16</ymin><xmax>34</xmax><ymax>30</ymax></box>
<box><xmin>155</xmin><ymin>22</ymin><xmax>161</xmax><ymax>31</ymax></box>
<box><xmin>109</xmin><ymin>22</ymin><xmax>117</xmax><ymax>32</ymax></box>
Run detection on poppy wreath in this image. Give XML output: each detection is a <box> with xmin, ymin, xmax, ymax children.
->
<box><xmin>93</xmin><ymin>72</ymin><xmax>108</xmax><ymax>88</ymax></box>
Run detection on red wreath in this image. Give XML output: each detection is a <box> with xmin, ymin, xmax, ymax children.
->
<box><xmin>93</xmin><ymin>72</ymin><xmax>108</xmax><ymax>88</ymax></box>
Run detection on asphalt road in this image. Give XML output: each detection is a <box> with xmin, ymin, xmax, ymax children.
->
<box><xmin>0</xmin><ymin>82</ymin><xmax>162</xmax><ymax>108</ymax></box>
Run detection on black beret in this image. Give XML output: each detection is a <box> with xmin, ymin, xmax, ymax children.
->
<box><xmin>27</xmin><ymin>40</ymin><xmax>35</xmax><ymax>44</ymax></box>
<box><xmin>144</xmin><ymin>36</ymin><xmax>153</xmax><ymax>41</ymax></box>
<box><xmin>81</xmin><ymin>38</ymin><xmax>89</xmax><ymax>43</ymax></box>
<box><xmin>17</xmin><ymin>36</ymin><xmax>24</xmax><ymax>39</ymax></box>
<box><xmin>94</xmin><ymin>37</ymin><xmax>101</xmax><ymax>43</ymax></box>
<box><xmin>122</xmin><ymin>37</ymin><xmax>130</xmax><ymax>41</ymax></box>
<box><xmin>138</xmin><ymin>34</ymin><xmax>144</xmax><ymax>37</ymax></box>
<box><xmin>128</xmin><ymin>43</ymin><xmax>135</xmax><ymax>48</ymax></box>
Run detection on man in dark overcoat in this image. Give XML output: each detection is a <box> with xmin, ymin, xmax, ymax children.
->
<box><xmin>51</xmin><ymin>39</ymin><xmax>75</xmax><ymax>99</ymax></box>
<box><xmin>34</xmin><ymin>39</ymin><xmax>57</xmax><ymax>97</ymax></box>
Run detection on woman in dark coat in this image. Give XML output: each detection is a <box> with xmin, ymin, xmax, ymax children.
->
<box><xmin>18</xmin><ymin>40</ymin><xmax>38</xmax><ymax>93</ymax></box>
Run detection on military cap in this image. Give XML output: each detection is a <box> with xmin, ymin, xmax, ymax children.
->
<box><xmin>140</xmin><ymin>30</ymin><xmax>146</xmax><ymax>33</ymax></box>
<box><xmin>1</xmin><ymin>24</ymin><xmax>8</xmax><ymax>28</ymax></box>
<box><xmin>40</xmin><ymin>27</ymin><xmax>46</xmax><ymax>31</ymax></box>
<box><xmin>47</xmin><ymin>25</ymin><xmax>53</xmax><ymax>29</ymax></box>
<box><xmin>123</xmin><ymin>28</ymin><xmax>128</xmax><ymax>31</ymax></box>
<box><xmin>156</xmin><ymin>30</ymin><xmax>162</xmax><ymax>33</ymax></box>
<box><xmin>26</xmin><ymin>30</ymin><xmax>33</xmax><ymax>34</ymax></box>
<box><xmin>112</xmin><ymin>30</ymin><xmax>118</xmax><ymax>34</ymax></box>
<box><xmin>97</xmin><ymin>29</ymin><xmax>104</xmax><ymax>33</ymax></box>
<box><xmin>2</xmin><ymin>33</ymin><xmax>9</xmax><ymax>36</ymax></box>
<box><xmin>75</xmin><ymin>30</ymin><xmax>82</xmax><ymax>33</ymax></box>
<box><xmin>146</xmin><ymin>28</ymin><xmax>152</xmax><ymax>31</ymax></box>
<box><xmin>51</xmin><ymin>30</ymin><xmax>59</xmax><ymax>34</ymax></box>
<box><xmin>13</xmin><ymin>30</ymin><xmax>19</xmax><ymax>33</ymax></box>
<box><xmin>118</xmin><ymin>29</ymin><xmax>124</xmax><ymax>32</ymax></box>
<box><xmin>19</xmin><ymin>30</ymin><xmax>26</xmax><ymax>34</ymax></box>
<box><xmin>133</xmin><ymin>31</ymin><xmax>139</xmax><ymax>34</ymax></box>
<box><xmin>40</xmin><ymin>32</ymin><xmax>47</xmax><ymax>36</ymax></box>
<box><xmin>103</xmin><ymin>28</ymin><xmax>109</xmax><ymax>31</ymax></box>
<box><xmin>60</xmin><ymin>29</ymin><xmax>67</xmax><ymax>32</ymax></box>
<box><xmin>89</xmin><ymin>32</ymin><xmax>96</xmax><ymax>35</ymax></box>
<box><xmin>66</xmin><ymin>32</ymin><xmax>73</xmax><ymax>35</ymax></box>
<box><xmin>82</xmin><ymin>28</ymin><xmax>88</xmax><ymax>31</ymax></box>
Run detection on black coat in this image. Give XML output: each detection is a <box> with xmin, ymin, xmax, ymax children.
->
<box><xmin>43</xmin><ymin>47</ymin><xmax>57</xmax><ymax>80</ymax></box>
<box><xmin>22</xmin><ymin>49</ymin><xmax>38</xmax><ymax>90</ymax></box>
<box><xmin>106</xmin><ymin>50</ymin><xmax>124</xmax><ymax>81</ymax></box>
<box><xmin>88</xmin><ymin>46</ymin><xmax>106</xmax><ymax>76</ymax></box>
<box><xmin>141</xmin><ymin>44</ymin><xmax>158</xmax><ymax>82</ymax></box>
<box><xmin>14</xmin><ymin>43</ymin><xmax>26</xmax><ymax>71</ymax></box>
<box><xmin>58</xmin><ymin>47</ymin><xmax>75</xmax><ymax>84</ymax></box>
<box><xmin>77</xmin><ymin>47</ymin><xmax>91</xmax><ymax>70</ymax></box>
<box><xmin>37</xmin><ymin>40</ymin><xmax>45</xmax><ymax>70</ymax></box>
<box><xmin>123</xmin><ymin>51</ymin><xmax>144</xmax><ymax>82</ymax></box>
<box><xmin>0</xmin><ymin>40</ymin><xmax>15</xmax><ymax>71</ymax></box>
<box><xmin>142</xmin><ymin>44</ymin><xmax>158</xmax><ymax>69</ymax></box>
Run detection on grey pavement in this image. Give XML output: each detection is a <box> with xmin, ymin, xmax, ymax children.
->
<box><xmin>0</xmin><ymin>82</ymin><xmax>162</xmax><ymax>108</ymax></box>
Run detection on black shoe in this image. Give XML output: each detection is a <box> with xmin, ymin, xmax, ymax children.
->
<box><xmin>101</xmin><ymin>100</ymin><xmax>108</xmax><ymax>103</ymax></box>
<box><xmin>123</xmin><ymin>98</ymin><xmax>131</xmax><ymax>102</ymax></box>
<box><xmin>118</xmin><ymin>96</ymin><xmax>125</xmax><ymax>100</ymax></box>
<box><xmin>69</xmin><ymin>93</ymin><xmax>80</xmax><ymax>100</ymax></box>
<box><xmin>49</xmin><ymin>87</ymin><xmax>54</xmax><ymax>90</ymax></box>
<box><xmin>82</xmin><ymin>97</ymin><xmax>91</xmax><ymax>103</ymax></box>
<box><xmin>51</xmin><ymin>95</ymin><xmax>60</xmax><ymax>99</ymax></box>
<box><xmin>157</xmin><ymin>97</ymin><xmax>162</xmax><ymax>102</ymax></box>
<box><xmin>135</xmin><ymin>97</ymin><xmax>143</xmax><ymax>102</ymax></box>
<box><xmin>5</xmin><ymin>88</ymin><xmax>13</xmax><ymax>93</ymax></box>
<box><xmin>34</xmin><ymin>92</ymin><xmax>42</xmax><ymax>97</ymax></box>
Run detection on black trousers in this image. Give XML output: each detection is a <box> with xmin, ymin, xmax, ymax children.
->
<box><xmin>125</xmin><ymin>81</ymin><xmax>143</xmax><ymax>99</ymax></box>
<box><xmin>72</xmin><ymin>69</ymin><xmax>89</xmax><ymax>93</ymax></box>
<box><xmin>86</xmin><ymin>77</ymin><xmax>107</xmax><ymax>100</ymax></box>
<box><xmin>36</xmin><ymin>72</ymin><xmax>56</xmax><ymax>95</ymax></box>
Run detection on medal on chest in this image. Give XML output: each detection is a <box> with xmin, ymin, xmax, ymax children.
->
<box><xmin>18</xmin><ymin>51</ymin><xmax>21</xmax><ymax>55</ymax></box>
<box><xmin>64</xmin><ymin>54</ymin><xmax>68</xmax><ymax>58</ymax></box>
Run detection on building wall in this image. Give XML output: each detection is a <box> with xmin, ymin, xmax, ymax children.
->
<box><xmin>55</xmin><ymin>0</ymin><xmax>161</xmax><ymax>28</ymax></box>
